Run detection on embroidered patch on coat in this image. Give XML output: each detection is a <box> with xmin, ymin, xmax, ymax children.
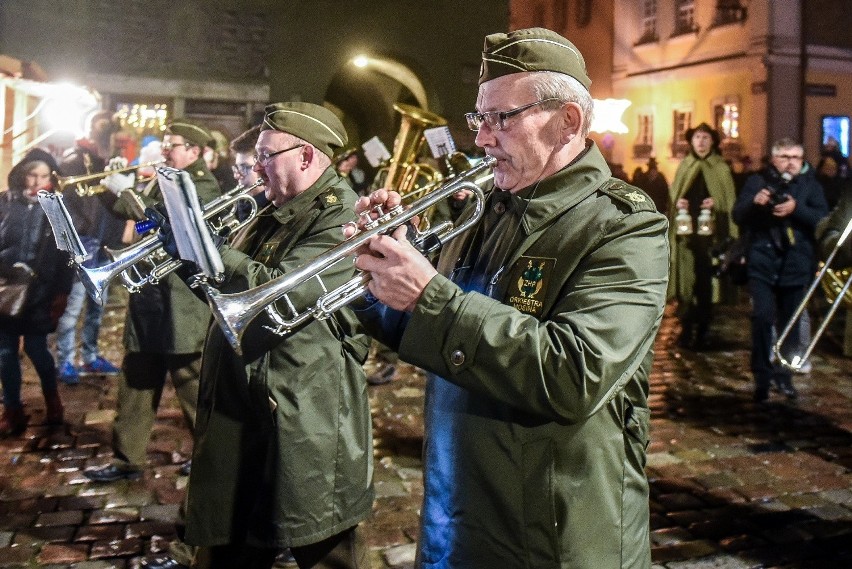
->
<box><xmin>256</xmin><ymin>241</ymin><xmax>280</xmax><ymax>266</ymax></box>
<box><xmin>506</xmin><ymin>256</ymin><xmax>556</xmax><ymax>317</ymax></box>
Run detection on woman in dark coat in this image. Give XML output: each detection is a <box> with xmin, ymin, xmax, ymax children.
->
<box><xmin>0</xmin><ymin>148</ymin><xmax>75</xmax><ymax>436</ymax></box>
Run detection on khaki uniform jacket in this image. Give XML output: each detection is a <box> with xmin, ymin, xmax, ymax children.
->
<box><xmin>111</xmin><ymin>157</ymin><xmax>222</xmax><ymax>353</ymax></box>
<box><xmin>365</xmin><ymin>143</ymin><xmax>669</xmax><ymax>568</ymax></box>
<box><xmin>184</xmin><ymin>168</ymin><xmax>374</xmax><ymax>548</ymax></box>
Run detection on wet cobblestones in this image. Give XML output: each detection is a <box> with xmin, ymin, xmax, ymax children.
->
<box><xmin>0</xmin><ymin>292</ymin><xmax>850</xmax><ymax>567</ymax></box>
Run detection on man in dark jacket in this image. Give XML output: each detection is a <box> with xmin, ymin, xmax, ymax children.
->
<box><xmin>84</xmin><ymin>119</ymin><xmax>222</xmax><ymax>482</ymax></box>
<box><xmin>733</xmin><ymin>138</ymin><xmax>828</xmax><ymax>402</ymax></box>
<box><xmin>181</xmin><ymin>103</ymin><xmax>373</xmax><ymax>569</ymax></box>
<box><xmin>351</xmin><ymin>28</ymin><xmax>669</xmax><ymax>568</ymax></box>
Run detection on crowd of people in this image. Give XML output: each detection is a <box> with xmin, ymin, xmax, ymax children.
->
<box><xmin>1</xmin><ymin>24</ymin><xmax>851</xmax><ymax>569</ymax></box>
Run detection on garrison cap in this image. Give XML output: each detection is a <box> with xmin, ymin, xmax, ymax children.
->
<box><xmin>262</xmin><ymin>102</ymin><xmax>347</xmax><ymax>159</ymax></box>
<box><xmin>166</xmin><ymin>119</ymin><xmax>217</xmax><ymax>150</ymax></box>
<box><xmin>479</xmin><ymin>27</ymin><xmax>591</xmax><ymax>91</ymax></box>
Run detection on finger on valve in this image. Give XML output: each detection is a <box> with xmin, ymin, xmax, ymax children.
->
<box><xmin>106</xmin><ymin>156</ymin><xmax>129</xmax><ymax>172</ymax></box>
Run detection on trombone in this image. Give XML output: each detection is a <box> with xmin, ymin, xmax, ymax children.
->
<box><xmin>196</xmin><ymin>155</ymin><xmax>496</xmax><ymax>355</ymax></box>
<box><xmin>78</xmin><ymin>179</ymin><xmax>264</xmax><ymax>305</ymax></box>
<box><xmin>54</xmin><ymin>160</ymin><xmax>164</xmax><ymax>196</ymax></box>
<box><xmin>774</xmin><ymin>215</ymin><xmax>852</xmax><ymax>370</ymax></box>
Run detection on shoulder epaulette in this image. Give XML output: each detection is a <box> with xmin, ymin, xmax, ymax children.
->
<box><xmin>317</xmin><ymin>187</ymin><xmax>345</xmax><ymax>209</ymax></box>
<box><xmin>599</xmin><ymin>179</ymin><xmax>657</xmax><ymax>214</ymax></box>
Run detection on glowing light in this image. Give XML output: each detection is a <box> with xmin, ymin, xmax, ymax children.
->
<box><xmin>352</xmin><ymin>55</ymin><xmax>370</xmax><ymax>68</ymax></box>
<box><xmin>590</xmin><ymin>98</ymin><xmax>632</xmax><ymax>134</ymax></box>
<box><xmin>115</xmin><ymin>103</ymin><xmax>169</xmax><ymax>131</ymax></box>
<box><xmin>40</xmin><ymin>82</ymin><xmax>99</xmax><ymax>137</ymax></box>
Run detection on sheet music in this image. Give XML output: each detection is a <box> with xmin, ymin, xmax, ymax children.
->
<box><xmin>156</xmin><ymin>167</ymin><xmax>224</xmax><ymax>281</ymax></box>
<box><xmin>423</xmin><ymin>126</ymin><xmax>456</xmax><ymax>159</ymax></box>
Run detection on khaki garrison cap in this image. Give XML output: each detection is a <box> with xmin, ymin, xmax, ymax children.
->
<box><xmin>262</xmin><ymin>102</ymin><xmax>347</xmax><ymax>159</ymax></box>
<box><xmin>479</xmin><ymin>27</ymin><xmax>591</xmax><ymax>91</ymax></box>
<box><xmin>166</xmin><ymin>119</ymin><xmax>217</xmax><ymax>150</ymax></box>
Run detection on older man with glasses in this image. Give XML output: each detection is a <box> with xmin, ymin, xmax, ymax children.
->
<box><xmin>349</xmin><ymin>27</ymin><xmax>669</xmax><ymax>568</ymax></box>
<box><xmin>734</xmin><ymin>138</ymin><xmax>829</xmax><ymax>402</ymax></box>
<box><xmin>165</xmin><ymin>102</ymin><xmax>374</xmax><ymax>569</ymax></box>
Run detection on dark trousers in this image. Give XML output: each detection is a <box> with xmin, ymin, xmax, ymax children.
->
<box><xmin>679</xmin><ymin>238</ymin><xmax>715</xmax><ymax>342</ymax></box>
<box><xmin>112</xmin><ymin>351</ymin><xmax>201</xmax><ymax>466</ymax></box>
<box><xmin>0</xmin><ymin>332</ymin><xmax>57</xmax><ymax>408</ymax></box>
<box><xmin>201</xmin><ymin>525</ymin><xmax>369</xmax><ymax>569</ymax></box>
<box><xmin>748</xmin><ymin>278</ymin><xmax>805</xmax><ymax>390</ymax></box>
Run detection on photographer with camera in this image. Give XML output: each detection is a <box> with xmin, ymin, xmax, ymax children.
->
<box><xmin>733</xmin><ymin>138</ymin><xmax>828</xmax><ymax>402</ymax></box>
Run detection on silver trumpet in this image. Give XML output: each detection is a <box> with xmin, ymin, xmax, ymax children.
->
<box><xmin>196</xmin><ymin>155</ymin><xmax>496</xmax><ymax>355</ymax></box>
<box><xmin>79</xmin><ymin>179</ymin><xmax>264</xmax><ymax>305</ymax></box>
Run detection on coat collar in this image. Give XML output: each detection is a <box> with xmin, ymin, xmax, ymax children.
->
<box><xmin>492</xmin><ymin>140</ymin><xmax>612</xmax><ymax>235</ymax></box>
<box><xmin>271</xmin><ymin>166</ymin><xmax>341</xmax><ymax>223</ymax></box>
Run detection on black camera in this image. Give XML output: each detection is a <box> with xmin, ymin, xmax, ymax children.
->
<box><xmin>765</xmin><ymin>171</ymin><xmax>792</xmax><ymax>206</ymax></box>
<box><xmin>767</xmin><ymin>188</ymin><xmax>790</xmax><ymax>206</ymax></box>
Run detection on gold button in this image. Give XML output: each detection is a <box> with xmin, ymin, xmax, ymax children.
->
<box><xmin>450</xmin><ymin>350</ymin><xmax>465</xmax><ymax>366</ymax></box>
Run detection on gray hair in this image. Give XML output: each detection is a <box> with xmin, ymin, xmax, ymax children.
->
<box><xmin>529</xmin><ymin>71</ymin><xmax>595</xmax><ymax>138</ymax></box>
<box><xmin>771</xmin><ymin>137</ymin><xmax>803</xmax><ymax>156</ymax></box>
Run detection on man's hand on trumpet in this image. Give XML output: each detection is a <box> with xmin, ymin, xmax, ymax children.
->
<box><xmin>101</xmin><ymin>157</ymin><xmax>135</xmax><ymax>195</ymax></box>
<box><xmin>344</xmin><ymin>188</ymin><xmax>438</xmax><ymax>313</ymax></box>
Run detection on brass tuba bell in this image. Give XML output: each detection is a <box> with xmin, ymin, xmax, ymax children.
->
<box><xmin>374</xmin><ymin>103</ymin><xmax>447</xmax><ymax>201</ymax></box>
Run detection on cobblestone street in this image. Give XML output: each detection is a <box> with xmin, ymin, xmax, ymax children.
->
<box><xmin>1</xmin><ymin>290</ymin><xmax>851</xmax><ymax>568</ymax></box>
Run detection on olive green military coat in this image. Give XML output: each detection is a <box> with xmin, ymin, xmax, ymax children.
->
<box><xmin>368</xmin><ymin>143</ymin><xmax>669</xmax><ymax>568</ymax></box>
<box><xmin>184</xmin><ymin>168</ymin><xmax>374</xmax><ymax>548</ymax></box>
<box><xmin>111</xmin><ymin>157</ymin><xmax>221</xmax><ymax>353</ymax></box>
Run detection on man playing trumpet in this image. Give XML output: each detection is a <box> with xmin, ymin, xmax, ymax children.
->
<box><xmin>350</xmin><ymin>27</ymin><xmax>669</xmax><ymax>568</ymax></box>
<box><xmin>84</xmin><ymin>119</ymin><xmax>223</xmax><ymax>484</ymax></box>
<box><xmin>167</xmin><ymin>103</ymin><xmax>374</xmax><ymax>569</ymax></box>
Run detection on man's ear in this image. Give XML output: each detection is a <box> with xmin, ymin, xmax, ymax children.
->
<box><xmin>561</xmin><ymin>102</ymin><xmax>583</xmax><ymax>144</ymax></box>
<box><xmin>301</xmin><ymin>145</ymin><xmax>314</xmax><ymax>169</ymax></box>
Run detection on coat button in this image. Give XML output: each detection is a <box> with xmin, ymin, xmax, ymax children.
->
<box><xmin>450</xmin><ymin>350</ymin><xmax>465</xmax><ymax>365</ymax></box>
<box><xmin>493</xmin><ymin>201</ymin><xmax>506</xmax><ymax>215</ymax></box>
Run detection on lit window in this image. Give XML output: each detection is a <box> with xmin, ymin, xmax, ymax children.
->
<box><xmin>715</xmin><ymin>103</ymin><xmax>740</xmax><ymax>140</ymax></box>
<box><xmin>633</xmin><ymin>113</ymin><xmax>654</xmax><ymax>159</ymax></box>
<box><xmin>671</xmin><ymin>109</ymin><xmax>693</xmax><ymax>158</ymax></box>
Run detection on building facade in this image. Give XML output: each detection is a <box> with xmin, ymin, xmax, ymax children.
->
<box><xmin>611</xmin><ymin>0</ymin><xmax>852</xmax><ymax>182</ymax></box>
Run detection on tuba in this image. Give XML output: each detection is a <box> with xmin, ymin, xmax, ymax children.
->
<box><xmin>374</xmin><ymin>103</ymin><xmax>447</xmax><ymax>201</ymax></box>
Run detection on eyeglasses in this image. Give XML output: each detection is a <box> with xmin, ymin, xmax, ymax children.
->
<box><xmin>232</xmin><ymin>163</ymin><xmax>254</xmax><ymax>176</ymax></box>
<box><xmin>465</xmin><ymin>98</ymin><xmax>562</xmax><ymax>132</ymax></box>
<box><xmin>254</xmin><ymin>144</ymin><xmax>305</xmax><ymax>166</ymax></box>
<box><xmin>775</xmin><ymin>154</ymin><xmax>804</xmax><ymax>161</ymax></box>
<box><xmin>161</xmin><ymin>141</ymin><xmax>192</xmax><ymax>151</ymax></box>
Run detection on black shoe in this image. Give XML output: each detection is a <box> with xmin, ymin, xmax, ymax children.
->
<box><xmin>178</xmin><ymin>460</ymin><xmax>191</xmax><ymax>476</ymax></box>
<box><xmin>139</xmin><ymin>555</ymin><xmax>189</xmax><ymax>569</ymax></box>
<box><xmin>773</xmin><ymin>376</ymin><xmax>798</xmax><ymax>400</ymax></box>
<box><xmin>779</xmin><ymin>384</ymin><xmax>798</xmax><ymax>400</ymax></box>
<box><xmin>753</xmin><ymin>387</ymin><xmax>770</xmax><ymax>403</ymax></box>
<box><xmin>367</xmin><ymin>363</ymin><xmax>397</xmax><ymax>385</ymax></box>
<box><xmin>84</xmin><ymin>463</ymin><xmax>142</xmax><ymax>482</ymax></box>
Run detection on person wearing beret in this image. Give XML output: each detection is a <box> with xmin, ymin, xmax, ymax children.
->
<box><xmin>178</xmin><ymin>103</ymin><xmax>373</xmax><ymax>568</ymax></box>
<box><xmin>84</xmin><ymin>119</ymin><xmax>223</xmax><ymax>485</ymax></box>
<box><xmin>668</xmin><ymin>122</ymin><xmax>738</xmax><ymax>351</ymax></box>
<box><xmin>350</xmin><ymin>27</ymin><xmax>668</xmax><ymax>568</ymax></box>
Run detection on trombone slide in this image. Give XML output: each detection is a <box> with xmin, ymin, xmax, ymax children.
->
<box><xmin>773</xmin><ymin>215</ymin><xmax>852</xmax><ymax>370</ymax></box>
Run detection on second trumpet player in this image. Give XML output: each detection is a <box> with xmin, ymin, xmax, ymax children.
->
<box><xmin>83</xmin><ymin>119</ymin><xmax>223</xmax><ymax>488</ymax></box>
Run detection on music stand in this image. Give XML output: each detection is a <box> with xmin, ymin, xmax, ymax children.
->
<box><xmin>156</xmin><ymin>167</ymin><xmax>224</xmax><ymax>282</ymax></box>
